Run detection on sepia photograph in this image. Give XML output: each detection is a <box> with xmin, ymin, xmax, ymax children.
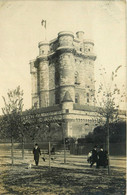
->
<box><xmin>0</xmin><ymin>0</ymin><xmax>126</xmax><ymax>194</ymax></box>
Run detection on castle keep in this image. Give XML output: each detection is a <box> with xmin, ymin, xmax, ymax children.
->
<box><xmin>30</xmin><ymin>31</ymin><xmax>96</xmax><ymax>108</ymax></box>
<box><xmin>30</xmin><ymin>31</ymin><xmax>98</xmax><ymax>139</ymax></box>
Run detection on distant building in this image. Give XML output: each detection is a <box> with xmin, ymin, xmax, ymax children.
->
<box><xmin>29</xmin><ymin>30</ymin><xmax>99</xmax><ymax>139</ymax></box>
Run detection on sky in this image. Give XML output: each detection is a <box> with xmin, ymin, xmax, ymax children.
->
<box><xmin>0</xmin><ymin>0</ymin><xmax>126</xmax><ymax>114</ymax></box>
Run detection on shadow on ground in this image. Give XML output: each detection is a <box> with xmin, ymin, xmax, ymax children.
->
<box><xmin>1</xmin><ymin>164</ymin><xmax>126</xmax><ymax>195</ymax></box>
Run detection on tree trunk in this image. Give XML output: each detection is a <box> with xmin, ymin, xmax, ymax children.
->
<box><xmin>63</xmin><ymin>137</ymin><xmax>66</xmax><ymax>164</ymax></box>
<box><xmin>22</xmin><ymin>136</ymin><xmax>24</xmax><ymax>160</ymax></box>
<box><xmin>49</xmin><ymin>141</ymin><xmax>51</xmax><ymax>169</ymax></box>
<box><xmin>62</xmin><ymin>123</ymin><xmax>66</xmax><ymax>164</ymax></box>
<box><xmin>11</xmin><ymin>136</ymin><xmax>14</xmax><ymax>165</ymax></box>
<box><xmin>48</xmin><ymin>123</ymin><xmax>51</xmax><ymax>170</ymax></box>
<box><xmin>106</xmin><ymin>116</ymin><xmax>110</xmax><ymax>175</ymax></box>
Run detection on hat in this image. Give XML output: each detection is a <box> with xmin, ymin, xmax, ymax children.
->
<box><xmin>100</xmin><ymin>145</ymin><xmax>103</xmax><ymax>149</ymax></box>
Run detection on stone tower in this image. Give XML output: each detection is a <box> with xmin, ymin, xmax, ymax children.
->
<box><xmin>30</xmin><ymin>31</ymin><xmax>96</xmax><ymax>108</ymax></box>
<box><xmin>30</xmin><ymin>30</ymin><xmax>97</xmax><ymax>139</ymax></box>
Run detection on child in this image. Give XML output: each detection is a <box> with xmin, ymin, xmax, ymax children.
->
<box><xmin>87</xmin><ymin>151</ymin><xmax>92</xmax><ymax>163</ymax></box>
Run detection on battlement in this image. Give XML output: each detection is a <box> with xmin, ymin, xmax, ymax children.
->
<box><xmin>58</xmin><ymin>31</ymin><xmax>74</xmax><ymax>38</ymax></box>
<box><xmin>84</xmin><ymin>39</ymin><xmax>94</xmax><ymax>45</ymax></box>
<box><xmin>36</xmin><ymin>31</ymin><xmax>96</xmax><ymax>60</ymax></box>
<box><xmin>46</xmin><ymin>31</ymin><xmax>96</xmax><ymax>58</ymax></box>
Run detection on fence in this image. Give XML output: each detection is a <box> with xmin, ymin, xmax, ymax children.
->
<box><xmin>0</xmin><ymin>142</ymin><xmax>125</xmax><ymax>156</ymax></box>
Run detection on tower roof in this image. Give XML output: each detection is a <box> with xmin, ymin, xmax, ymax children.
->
<box><xmin>62</xmin><ymin>91</ymin><xmax>73</xmax><ymax>102</ymax></box>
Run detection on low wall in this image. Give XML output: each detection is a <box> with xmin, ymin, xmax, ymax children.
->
<box><xmin>0</xmin><ymin>141</ymin><xmax>64</xmax><ymax>152</ymax></box>
<box><xmin>0</xmin><ymin>142</ymin><xmax>125</xmax><ymax>156</ymax></box>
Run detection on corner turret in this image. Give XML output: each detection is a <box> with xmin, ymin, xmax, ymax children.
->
<box><xmin>38</xmin><ymin>41</ymin><xmax>49</xmax><ymax>55</ymax></box>
<box><xmin>76</xmin><ymin>31</ymin><xmax>84</xmax><ymax>41</ymax></box>
<box><xmin>62</xmin><ymin>91</ymin><xmax>73</xmax><ymax>111</ymax></box>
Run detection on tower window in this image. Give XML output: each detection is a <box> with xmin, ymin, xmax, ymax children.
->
<box><xmin>56</xmin><ymin>97</ymin><xmax>60</xmax><ymax>104</ymax></box>
<box><xmin>87</xmin><ymin>98</ymin><xmax>89</xmax><ymax>103</ymax></box>
<box><xmin>42</xmin><ymin>50</ymin><xmax>44</xmax><ymax>54</ymax></box>
<box><xmin>75</xmin><ymin>72</ymin><xmax>80</xmax><ymax>84</ymax></box>
<box><xmin>75</xmin><ymin>93</ymin><xmax>79</xmax><ymax>103</ymax></box>
<box><xmin>33</xmin><ymin>102</ymin><xmax>38</xmax><ymax>109</ymax></box>
<box><xmin>87</xmin><ymin>93</ymin><xmax>89</xmax><ymax>103</ymax></box>
<box><xmin>55</xmin><ymin>70</ymin><xmax>60</xmax><ymax>86</ymax></box>
<box><xmin>55</xmin><ymin>91</ymin><xmax>60</xmax><ymax>104</ymax></box>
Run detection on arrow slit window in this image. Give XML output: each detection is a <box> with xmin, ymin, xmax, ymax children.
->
<box><xmin>75</xmin><ymin>93</ymin><xmax>79</xmax><ymax>104</ymax></box>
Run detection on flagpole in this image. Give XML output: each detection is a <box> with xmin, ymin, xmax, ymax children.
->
<box><xmin>45</xmin><ymin>21</ymin><xmax>47</xmax><ymax>41</ymax></box>
<box><xmin>41</xmin><ymin>20</ymin><xmax>47</xmax><ymax>41</ymax></box>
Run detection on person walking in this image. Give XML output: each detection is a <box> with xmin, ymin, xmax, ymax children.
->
<box><xmin>33</xmin><ymin>143</ymin><xmax>41</xmax><ymax>166</ymax></box>
<box><xmin>90</xmin><ymin>145</ymin><xmax>98</xmax><ymax>168</ymax></box>
<box><xmin>97</xmin><ymin>146</ymin><xmax>108</xmax><ymax>168</ymax></box>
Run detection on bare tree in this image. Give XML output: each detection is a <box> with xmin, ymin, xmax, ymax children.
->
<box><xmin>88</xmin><ymin>65</ymin><xmax>126</xmax><ymax>174</ymax></box>
<box><xmin>23</xmin><ymin>107</ymin><xmax>41</xmax><ymax>144</ymax></box>
<box><xmin>1</xmin><ymin>86</ymin><xmax>24</xmax><ymax>165</ymax></box>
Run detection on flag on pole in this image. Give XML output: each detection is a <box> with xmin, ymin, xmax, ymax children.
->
<box><xmin>41</xmin><ymin>20</ymin><xmax>46</xmax><ymax>29</ymax></box>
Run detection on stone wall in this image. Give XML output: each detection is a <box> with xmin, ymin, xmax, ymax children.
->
<box><xmin>70</xmin><ymin>143</ymin><xmax>126</xmax><ymax>156</ymax></box>
<box><xmin>39</xmin><ymin>60</ymin><xmax>49</xmax><ymax>107</ymax></box>
<box><xmin>30</xmin><ymin>60</ymin><xmax>39</xmax><ymax>107</ymax></box>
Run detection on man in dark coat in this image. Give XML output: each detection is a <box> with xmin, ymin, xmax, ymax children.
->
<box><xmin>90</xmin><ymin>145</ymin><xmax>98</xmax><ymax>168</ymax></box>
<box><xmin>33</xmin><ymin>143</ymin><xmax>41</xmax><ymax>166</ymax></box>
<box><xmin>97</xmin><ymin>146</ymin><xmax>108</xmax><ymax>168</ymax></box>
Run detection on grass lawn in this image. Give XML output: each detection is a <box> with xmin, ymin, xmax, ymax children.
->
<box><xmin>0</xmin><ymin>153</ymin><xmax>126</xmax><ymax>195</ymax></box>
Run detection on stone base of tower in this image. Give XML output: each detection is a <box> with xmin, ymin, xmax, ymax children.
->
<box><xmin>63</xmin><ymin>121</ymin><xmax>73</xmax><ymax>138</ymax></box>
<box><xmin>62</xmin><ymin>120</ymin><xmax>96</xmax><ymax>139</ymax></box>
<box><xmin>23</xmin><ymin>103</ymin><xmax>126</xmax><ymax>144</ymax></box>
